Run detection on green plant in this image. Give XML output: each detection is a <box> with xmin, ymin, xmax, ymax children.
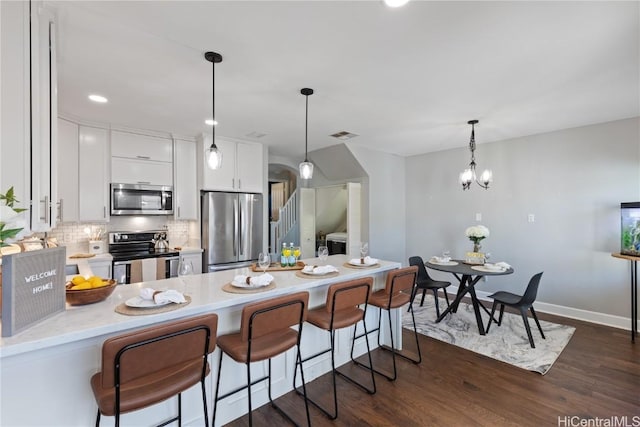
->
<box><xmin>0</xmin><ymin>187</ymin><xmax>26</xmax><ymax>247</ymax></box>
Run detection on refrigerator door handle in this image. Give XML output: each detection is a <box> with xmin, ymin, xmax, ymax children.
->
<box><xmin>233</xmin><ymin>198</ymin><xmax>238</xmax><ymax>256</ymax></box>
<box><xmin>239</xmin><ymin>198</ymin><xmax>243</xmax><ymax>256</ymax></box>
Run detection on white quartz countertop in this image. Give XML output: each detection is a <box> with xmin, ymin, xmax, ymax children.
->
<box><xmin>0</xmin><ymin>255</ymin><xmax>400</xmax><ymax>359</ymax></box>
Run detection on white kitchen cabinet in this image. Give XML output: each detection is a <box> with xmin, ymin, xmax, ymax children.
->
<box><xmin>111</xmin><ymin>157</ymin><xmax>173</xmax><ymax>186</ymax></box>
<box><xmin>197</xmin><ymin>135</ymin><xmax>263</xmax><ymax>193</ymax></box>
<box><xmin>111</xmin><ymin>130</ymin><xmax>173</xmax><ymax>162</ymax></box>
<box><xmin>30</xmin><ymin>5</ymin><xmax>58</xmax><ymax>232</ymax></box>
<box><xmin>179</xmin><ymin>251</ymin><xmax>203</xmax><ymax>274</ymax></box>
<box><xmin>57</xmin><ymin>118</ymin><xmax>79</xmax><ymax>222</ymax></box>
<box><xmin>173</xmin><ymin>139</ymin><xmax>198</xmax><ymax>220</ymax></box>
<box><xmin>111</xmin><ymin>130</ymin><xmax>173</xmax><ymax>186</ymax></box>
<box><xmin>79</xmin><ymin>126</ymin><xmax>110</xmax><ymax>222</ymax></box>
<box><xmin>236</xmin><ymin>142</ymin><xmax>263</xmax><ymax>192</ymax></box>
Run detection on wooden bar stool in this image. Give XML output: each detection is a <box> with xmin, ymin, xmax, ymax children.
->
<box><xmin>293</xmin><ymin>277</ymin><xmax>376</xmax><ymax>420</ymax></box>
<box><xmin>212</xmin><ymin>292</ymin><xmax>311</xmax><ymax>427</ymax></box>
<box><xmin>90</xmin><ymin>313</ymin><xmax>218</xmax><ymax>427</ymax></box>
<box><xmin>353</xmin><ymin>266</ymin><xmax>421</xmax><ymax>381</ymax></box>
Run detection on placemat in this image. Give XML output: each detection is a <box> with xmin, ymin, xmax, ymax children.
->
<box><xmin>295</xmin><ymin>270</ymin><xmax>340</xmax><ymax>279</ymax></box>
<box><xmin>342</xmin><ymin>262</ymin><xmax>380</xmax><ymax>269</ymax></box>
<box><xmin>222</xmin><ymin>282</ymin><xmax>276</xmax><ymax>294</ymax></box>
<box><xmin>69</xmin><ymin>253</ymin><xmax>95</xmax><ymax>259</ymax></box>
<box><xmin>115</xmin><ymin>296</ymin><xmax>192</xmax><ymax>316</ymax></box>
<box><xmin>250</xmin><ymin>262</ymin><xmax>305</xmax><ymax>272</ymax></box>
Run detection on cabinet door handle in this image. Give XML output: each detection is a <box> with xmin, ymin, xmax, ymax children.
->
<box><xmin>232</xmin><ymin>178</ymin><xmax>235</xmax><ymax>189</ymax></box>
<box><xmin>177</xmin><ymin>207</ymin><xmax>181</xmax><ymax>217</ymax></box>
<box><xmin>58</xmin><ymin>199</ymin><xmax>63</xmax><ymax>222</ymax></box>
<box><xmin>238</xmin><ymin>179</ymin><xmax>241</xmax><ymax>189</ymax></box>
<box><xmin>40</xmin><ymin>196</ymin><xmax>50</xmax><ymax>224</ymax></box>
<box><xmin>137</xmin><ymin>181</ymin><xmax>151</xmax><ymax>185</ymax></box>
<box><xmin>136</xmin><ymin>155</ymin><xmax>151</xmax><ymax>160</ymax></box>
<box><xmin>103</xmin><ymin>206</ymin><xmax>107</xmax><ymax>219</ymax></box>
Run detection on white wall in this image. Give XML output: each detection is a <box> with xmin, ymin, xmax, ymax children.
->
<box><xmin>405</xmin><ymin>117</ymin><xmax>640</xmax><ymax>320</ymax></box>
<box><xmin>347</xmin><ymin>144</ymin><xmax>406</xmax><ymax>263</ymax></box>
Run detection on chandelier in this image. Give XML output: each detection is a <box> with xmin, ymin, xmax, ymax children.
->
<box><xmin>459</xmin><ymin>119</ymin><xmax>492</xmax><ymax>190</ymax></box>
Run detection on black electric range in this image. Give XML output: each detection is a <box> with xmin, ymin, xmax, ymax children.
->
<box><xmin>109</xmin><ymin>231</ymin><xmax>180</xmax><ymax>283</ymax></box>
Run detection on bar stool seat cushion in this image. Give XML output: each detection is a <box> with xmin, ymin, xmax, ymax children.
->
<box><xmin>217</xmin><ymin>329</ymin><xmax>298</xmax><ymax>363</ymax></box>
<box><xmin>307</xmin><ymin>307</ymin><xmax>364</xmax><ymax>331</ymax></box>
<box><xmin>91</xmin><ymin>360</ymin><xmax>209</xmax><ymax>416</ymax></box>
<box><xmin>368</xmin><ymin>288</ymin><xmax>411</xmax><ymax>309</ymax></box>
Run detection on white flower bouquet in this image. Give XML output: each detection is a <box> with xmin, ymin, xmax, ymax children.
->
<box><xmin>465</xmin><ymin>225</ymin><xmax>490</xmax><ymax>245</ymax></box>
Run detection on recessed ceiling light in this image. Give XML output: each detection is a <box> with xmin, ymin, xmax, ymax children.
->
<box><xmin>205</xmin><ymin>119</ymin><xmax>218</xmax><ymax>126</ymax></box>
<box><xmin>88</xmin><ymin>94</ymin><xmax>108</xmax><ymax>103</ymax></box>
<box><xmin>384</xmin><ymin>0</ymin><xmax>410</xmax><ymax>7</ymax></box>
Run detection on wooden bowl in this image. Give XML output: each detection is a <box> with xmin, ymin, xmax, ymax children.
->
<box><xmin>65</xmin><ymin>279</ymin><xmax>117</xmax><ymax>306</ymax></box>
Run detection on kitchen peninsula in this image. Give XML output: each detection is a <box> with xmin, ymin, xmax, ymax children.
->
<box><xmin>0</xmin><ymin>255</ymin><xmax>400</xmax><ymax>426</ymax></box>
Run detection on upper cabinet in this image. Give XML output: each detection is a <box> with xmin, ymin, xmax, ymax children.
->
<box><xmin>111</xmin><ymin>131</ymin><xmax>173</xmax><ymax>162</ymax></box>
<box><xmin>111</xmin><ymin>130</ymin><xmax>173</xmax><ymax>186</ymax></box>
<box><xmin>197</xmin><ymin>135</ymin><xmax>264</xmax><ymax>193</ymax></box>
<box><xmin>30</xmin><ymin>5</ymin><xmax>58</xmax><ymax>231</ymax></box>
<box><xmin>78</xmin><ymin>126</ymin><xmax>110</xmax><ymax>222</ymax></box>
<box><xmin>57</xmin><ymin>118</ymin><xmax>80</xmax><ymax>222</ymax></box>
<box><xmin>57</xmin><ymin>118</ymin><xmax>110</xmax><ymax>223</ymax></box>
<box><xmin>173</xmin><ymin>138</ymin><xmax>198</xmax><ymax>220</ymax></box>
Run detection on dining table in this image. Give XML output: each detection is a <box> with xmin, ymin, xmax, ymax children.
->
<box><xmin>425</xmin><ymin>259</ymin><xmax>514</xmax><ymax>335</ymax></box>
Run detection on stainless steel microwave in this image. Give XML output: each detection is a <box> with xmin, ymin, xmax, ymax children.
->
<box><xmin>110</xmin><ymin>183</ymin><xmax>173</xmax><ymax>216</ymax></box>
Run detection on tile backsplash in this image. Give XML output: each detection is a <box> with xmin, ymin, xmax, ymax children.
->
<box><xmin>48</xmin><ymin>217</ymin><xmax>199</xmax><ymax>249</ymax></box>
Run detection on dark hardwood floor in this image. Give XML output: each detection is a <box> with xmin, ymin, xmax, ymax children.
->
<box><xmin>226</xmin><ymin>308</ymin><xmax>640</xmax><ymax>426</ymax></box>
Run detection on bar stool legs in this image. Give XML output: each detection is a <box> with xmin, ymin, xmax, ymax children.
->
<box><xmin>352</xmin><ymin>266</ymin><xmax>422</xmax><ymax>381</ymax></box>
<box><xmin>212</xmin><ymin>292</ymin><xmax>311</xmax><ymax>427</ymax></box>
<box><xmin>293</xmin><ymin>278</ymin><xmax>376</xmax><ymax>420</ymax></box>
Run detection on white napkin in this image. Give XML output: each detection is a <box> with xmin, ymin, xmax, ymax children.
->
<box><xmin>139</xmin><ymin>288</ymin><xmax>186</xmax><ymax>304</ymax></box>
<box><xmin>494</xmin><ymin>261</ymin><xmax>511</xmax><ymax>270</ymax></box>
<box><xmin>430</xmin><ymin>256</ymin><xmax>451</xmax><ymax>263</ymax></box>
<box><xmin>482</xmin><ymin>263</ymin><xmax>504</xmax><ymax>271</ymax></box>
<box><xmin>349</xmin><ymin>256</ymin><xmax>378</xmax><ymax>266</ymax></box>
<box><xmin>302</xmin><ymin>265</ymin><xmax>338</xmax><ymax>274</ymax></box>
<box><xmin>233</xmin><ymin>273</ymin><xmax>274</xmax><ymax>287</ymax></box>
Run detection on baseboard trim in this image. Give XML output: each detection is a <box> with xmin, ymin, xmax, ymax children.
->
<box><xmin>443</xmin><ymin>286</ymin><xmax>633</xmax><ymax>331</ymax></box>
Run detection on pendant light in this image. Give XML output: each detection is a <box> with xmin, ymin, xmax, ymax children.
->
<box><xmin>459</xmin><ymin>119</ymin><xmax>492</xmax><ymax>190</ymax></box>
<box><xmin>205</xmin><ymin>51</ymin><xmax>223</xmax><ymax>170</ymax></box>
<box><xmin>299</xmin><ymin>88</ymin><xmax>314</xmax><ymax>180</ymax></box>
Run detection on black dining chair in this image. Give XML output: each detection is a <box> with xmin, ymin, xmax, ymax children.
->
<box><xmin>486</xmin><ymin>272</ymin><xmax>545</xmax><ymax>348</ymax></box>
<box><xmin>408</xmin><ymin>256</ymin><xmax>451</xmax><ymax>317</ymax></box>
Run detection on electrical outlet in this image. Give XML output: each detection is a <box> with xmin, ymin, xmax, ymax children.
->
<box><xmin>475</xmin><ymin>213</ymin><xmax>482</xmax><ymax>221</ymax></box>
<box><xmin>64</xmin><ymin>233</ymin><xmax>72</xmax><ymax>242</ymax></box>
<box><xmin>528</xmin><ymin>214</ymin><xmax>535</xmax><ymax>223</ymax></box>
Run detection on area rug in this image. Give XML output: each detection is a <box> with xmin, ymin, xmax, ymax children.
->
<box><xmin>402</xmin><ymin>297</ymin><xmax>575</xmax><ymax>375</ymax></box>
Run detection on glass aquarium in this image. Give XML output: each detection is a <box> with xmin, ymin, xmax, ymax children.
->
<box><xmin>621</xmin><ymin>202</ymin><xmax>640</xmax><ymax>256</ymax></box>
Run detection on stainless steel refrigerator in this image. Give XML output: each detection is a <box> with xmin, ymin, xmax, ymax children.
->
<box><xmin>201</xmin><ymin>191</ymin><xmax>263</xmax><ymax>272</ymax></box>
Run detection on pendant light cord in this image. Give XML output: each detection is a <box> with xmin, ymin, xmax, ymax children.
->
<box><xmin>212</xmin><ymin>56</ymin><xmax>216</xmax><ymax>142</ymax></box>
<box><xmin>304</xmin><ymin>93</ymin><xmax>309</xmax><ymax>162</ymax></box>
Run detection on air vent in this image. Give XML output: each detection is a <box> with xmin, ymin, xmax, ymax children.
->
<box><xmin>246</xmin><ymin>131</ymin><xmax>267</xmax><ymax>139</ymax></box>
<box><xmin>330</xmin><ymin>131</ymin><xmax>359</xmax><ymax>140</ymax></box>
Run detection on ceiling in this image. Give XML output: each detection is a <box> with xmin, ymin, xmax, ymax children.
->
<box><xmin>51</xmin><ymin>1</ymin><xmax>639</xmax><ymax>159</ymax></box>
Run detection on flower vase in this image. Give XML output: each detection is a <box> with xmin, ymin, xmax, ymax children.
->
<box><xmin>473</xmin><ymin>242</ymin><xmax>482</xmax><ymax>253</ymax></box>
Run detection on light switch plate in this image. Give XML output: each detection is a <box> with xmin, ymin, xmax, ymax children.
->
<box><xmin>475</xmin><ymin>213</ymin><xmax>482</xmax><ymax>221</ymax></box>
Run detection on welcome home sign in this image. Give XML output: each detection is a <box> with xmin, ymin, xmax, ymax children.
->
<box><xmin>2</xmin><ymin>247</ymin><xmax>66</xmax><ymax>337</ymax></box>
